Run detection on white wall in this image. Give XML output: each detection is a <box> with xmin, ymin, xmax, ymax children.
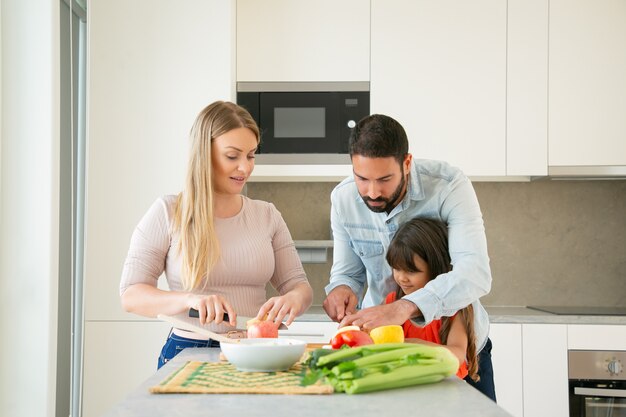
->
<box><xmin>0</xmin><ymin>1</ymin><xmax>60</xmax><ymax>417</ymax></box>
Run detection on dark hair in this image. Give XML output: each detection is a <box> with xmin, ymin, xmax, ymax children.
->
<box><xmin>386</xmin><ymin>217</ymin><xmax>480</xmax><ymax>382</ymax></box>
<box><xmin>349</xmin><ymin>114</ymin><xmax>409</xmax><ymax>165</ymax></box>
<box><xmin>386</xmin><ymin>218</ymin><xmax>451</xmax><ymax>278</ymax></box>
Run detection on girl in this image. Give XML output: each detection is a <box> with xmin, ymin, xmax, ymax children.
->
<box><xmin>120</xmin><ymin>101</ymin><xmax>313</xmax><ymax>368</ymax></box>
<box><xmin>385</xmin><ymin>217</ymin><xmax>479</xmax><ymax>382</ymax></box>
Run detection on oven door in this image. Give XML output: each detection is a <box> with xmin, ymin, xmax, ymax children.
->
<box><xmin>569</xmin><ymin>381</ymin><xmax>626</xmax><ymax>417</ymax></box>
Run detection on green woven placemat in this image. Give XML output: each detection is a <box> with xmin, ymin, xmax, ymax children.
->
<box><xmin>150</xmin><ymin>361</ymin><xmax>333</xmax><ymax>395</ymax></box>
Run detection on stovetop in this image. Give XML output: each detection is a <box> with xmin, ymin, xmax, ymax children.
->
<box><xmin>527</xmin><ymin>305</ymin><xmax>626</xmax><ymax>316</ymax></box>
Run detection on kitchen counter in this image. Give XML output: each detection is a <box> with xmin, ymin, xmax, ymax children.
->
<box><xmin>103</xmin><ymin>348</ymin><xmax>512</xmax><ymax>417</ymax></box>
<box><xmin>297</xmin><ymin>305</ymin><xmax>626</xmax><ymax>325</ymax></box>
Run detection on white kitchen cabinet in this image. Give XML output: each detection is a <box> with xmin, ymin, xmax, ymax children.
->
<box><xmin>522</xmin><ymin>324</ymin><xmax>569</xmax><ymax>417</ymax></box>
<box><xmin>237</xmin><ymin>0</ymin><xmax>370</xmax><ymax>82</ymax></box>
<box><xmin>568</xmin><ymin>324</ymin><xmax>626</xmax><ymax>351</ymax></box>
<box><xmin>371</xmin><ymin>0</ymin><xmax>507</xmax><ymax>177</ymax></box>
<box><xmin>83</xmin><ymin>321</ymin><xmax>172</xmax><ymax>417</ymax></box>
<box><xmin>490</xmin><ymin>324</ymin><xmax>524</xmax><ymax>417</ymax></box>
<box><xmin>548</xmin><ymin>0</ymin><xmax>626</xmax><ymax>168</ymax></box>
<box><xmin>506</xmin><ymin>0</ymin><xmax>548</xmax><ymax>176</ymax></box>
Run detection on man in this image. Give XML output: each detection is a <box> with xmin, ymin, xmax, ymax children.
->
<box><xmin>323</xmin><ymin>114</ymin><xmax>496</xmax><ymax>400</ymax></box>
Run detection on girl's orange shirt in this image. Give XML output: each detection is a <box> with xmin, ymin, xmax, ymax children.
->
<box><xmin>385</xmin><ymin>292</ymin><xmax>468</xmax><ymax>379</ymax></box>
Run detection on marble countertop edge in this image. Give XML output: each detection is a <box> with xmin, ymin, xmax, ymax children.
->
<box><xmin>297</xmin><ymin>305</ymin><xmax>626</xmax><ymax>325</ymax></box>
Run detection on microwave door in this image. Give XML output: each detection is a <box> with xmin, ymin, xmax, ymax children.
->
<box><xmin>259</xmin><ymin>92</ymin><xmax>341</xmax><ymax>153</ymax></box>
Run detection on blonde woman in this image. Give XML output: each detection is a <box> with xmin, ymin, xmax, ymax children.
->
<box><xmin>120</xmin><ymin>101</ymin><xmax>313</xmax><ymax>368</ymax></box>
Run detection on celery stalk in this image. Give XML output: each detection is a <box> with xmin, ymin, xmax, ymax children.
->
<box><xmin>314</xmin><ymin>343</ymin><xmax>411</xmax><ymax>368</ymax></box>
<box><xmin>351</xmin><ymin>345</ymin><xmax>444</xmax><ymax>368</ymax></box>
<box><xmin>343</xmin><ymin>370</ymin><xmax>450</xmax><ymax>394</ymax></box>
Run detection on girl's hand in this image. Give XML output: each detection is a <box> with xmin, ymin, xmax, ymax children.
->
<box><xmin>187</xmin><ymin>294</ymin><xmax>236</xmax><ymax>326</ymax></box>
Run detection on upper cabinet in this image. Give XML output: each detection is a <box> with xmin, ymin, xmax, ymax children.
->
<box><xmin>239</xmin><ymin>0</ymin><xmax>626</xmax><ymax>179</ymax></box>
<box><xmin>507</xmin><ymin>0</ymin><xmax>549</xmax><ymax>176</ymax></box>
<box><xmin>237</xmin><ymin>0</ymin><xmax>370</xmax><ymax>82</ymax></box>
<box><xmin>370</xmin><ymin>0</ymin><xmax>508</xmax><ymax>177</ymax></box>
<box><xmin>548</xmin><ymin>0</ymin><xmax>626</xmax><ymax>171</ymax></box>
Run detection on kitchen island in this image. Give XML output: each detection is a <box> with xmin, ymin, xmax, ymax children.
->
<box><xmin>103</xmin><ymin>347</ymin><xmax>512</xmax><ymax>417</ymax></box>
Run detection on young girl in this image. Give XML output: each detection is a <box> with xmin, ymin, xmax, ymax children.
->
<box><xmin>385</xmin><ymin>217</ymin><xmax>479</xmax><ymax>382</ymax></box>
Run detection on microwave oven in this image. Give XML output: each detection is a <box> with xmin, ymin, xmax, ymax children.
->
<box><xmin>237</xmin><ymin>82</ymin><xmax>370</xmax><ymax>164</ymax></box>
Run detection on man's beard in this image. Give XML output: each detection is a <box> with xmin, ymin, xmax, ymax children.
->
<box><xmin>361</xmin><ymin>170</ymin><xmax>406</xmax><ymax>213</ymax></box>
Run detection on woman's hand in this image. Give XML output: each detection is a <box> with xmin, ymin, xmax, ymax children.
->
<box><xmin>187</xmin><ymin>294</ymin><xmax>237</xmax><ymax>326</ymax></box>
<box><xmin>256</xmin><ymin>282</ymin><xmax>313</xmax><ymax>326</ymax></box>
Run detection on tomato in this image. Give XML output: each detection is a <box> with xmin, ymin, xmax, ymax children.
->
<box><xmin>247</xmin><ymin>321</ymin><xmax>279</xmax><ymax>338</ymax></box>
<box><xmin>330</xmin><ymin>329</ymin><xmax>373</xmax><ymax>349</ymax></box>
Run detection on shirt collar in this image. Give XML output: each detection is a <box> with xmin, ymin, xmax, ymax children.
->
<box><xmin>405</xmin><ymin>159</ymin><xmax>424</xmax><ymax>204</ymax></box>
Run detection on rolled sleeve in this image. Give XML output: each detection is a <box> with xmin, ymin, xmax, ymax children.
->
<box><xmin>326</xmin><ymin>189</ymin><xmax>367</xmax><ymax>298</ymax></box>
<box><xmin>403</xmin><ymin>175</ymin><xmax>492</xmax><ymax>323</ymax></box>
<box><xmin>120</xmin><ymin>198</ymin><xmax>171</xmax><ymax>295</ymax></box>
<box><xmin>402</xmin><ymin>287</ymin><xmax>442</xmax><ymax>325</ymax></box>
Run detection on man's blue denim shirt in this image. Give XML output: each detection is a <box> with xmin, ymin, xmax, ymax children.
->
<box><xmin>325</xmin><ymin>158</ymin><xmax>492</xmax><ymax>351</ymax></box>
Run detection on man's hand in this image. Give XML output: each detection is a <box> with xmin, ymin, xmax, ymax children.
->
<box><xmin>339</xmin><ymin>299</ymin><xmax>419</xmax><ymax>331</ymax></box>
<box><xmin>323</xmin><ymin>285</ymin><xmax>358</xmax><ymax>322</ymax></box>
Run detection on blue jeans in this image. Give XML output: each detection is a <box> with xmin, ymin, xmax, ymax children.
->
<box><xmin>157</xmin><ymin>331</ymin><xmax>221</xmax><ymax>369</ymax></box>
<box><xmin>464</xmin><ymin>338</ymin><xmax>497</xmax><ymax>402</ymax></box>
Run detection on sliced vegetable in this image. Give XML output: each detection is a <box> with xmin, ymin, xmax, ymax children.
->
<box><xmin>333</xmin><ymin>325</ymin><xmax>360</xmax><ymax>335</ymax></box>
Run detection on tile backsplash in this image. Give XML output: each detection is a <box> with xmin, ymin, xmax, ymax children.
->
<box><xmin>247</xmin><ymin>180</ymin><xmax>626</xmax><ymax>307</ymax></box>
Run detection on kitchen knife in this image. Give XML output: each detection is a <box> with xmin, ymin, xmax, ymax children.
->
<box><xmin>188</xmin><ymin>308</ymin><xmax>288</xmax><ymax>330</ymax></box>
<box><xmin>156</xmin><ymin>314</ymin><xmax>239</xmax><ymax>344</ymax></box>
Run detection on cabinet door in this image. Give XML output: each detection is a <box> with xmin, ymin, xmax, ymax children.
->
<box><xmin>82</xmin><ymin>321</ymin><xmax>172</xmax><ymax>417</ymax></box>
<box><xmin>506</xmin><ymin>0</ymin><xmax>548</xmax><ymax>176</ymax></box>
<box><xmin>371</xmin><ymin>0</ymin><xmax>506</xmax><ymax>176</ymax></box>
<box><xmin>522</xmin><ymin>324</ymin><xmax>569</xmax><ymax>417</ymax></box>
<box><xmin>568</xmin><ymin>325</ymin><xmax>626</xmax><ymax>351</ymax></box>
<box><xmin>549</xmin><ymin>0</ymin><xmax>626</xmax><ymax>167</ymax></box>
<box><xmin>237</xmin><ymin>0</ymin><xmax>370</xmax><ymax>82</ymax></box>
<box><xmin>490</xmin><ymin>324</ymin><xmax>523</xmax><ymax>417</ymax></box>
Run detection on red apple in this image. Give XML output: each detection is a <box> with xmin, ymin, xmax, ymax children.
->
<box><xmin>246</xmin><ymin>320</ymin><xmax>279</xmax><ymax>338</ymax></box>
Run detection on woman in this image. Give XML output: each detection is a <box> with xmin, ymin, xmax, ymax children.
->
<box><xmin>120</xmin><ymin>101</ymin><xmax>313</xmax><ymax>368</ymax></box>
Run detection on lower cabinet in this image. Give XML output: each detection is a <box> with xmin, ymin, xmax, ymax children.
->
<box><xmin>568</xmin><ymin>324</ymin><xmax>626</xmax><ymax>351</ymax></box>
<box><xmin>490</xmin><ymin>323</ymin><xmax>569</xmax><ymax>417</ymax></box>
<box><xmin>522</xmin><ymin>324</ymin><xmax>569</xmax><ymax>417</ymax></box>
<box><xmin>490</xmin><ymin>323</ymin><xmax>524</xmax><ymax>417</ymax></box>
<box><xmin>82</xmin><ymin>321</ymin><xmax>172</xmax><ymax>417</ymax></box>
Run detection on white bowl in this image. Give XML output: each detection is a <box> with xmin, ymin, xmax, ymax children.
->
<box><xmin>220</xmin><ymin>338</ymin><xmax>307</xmax><ymax>372</ymax></box>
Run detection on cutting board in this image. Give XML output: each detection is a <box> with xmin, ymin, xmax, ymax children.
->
<box><xmin>150</xmin><ymin>344</ymin><xmax>332</xmax><ymax>395</ymax></box>
<box><xmin>149</xmin><ymin>360</ymin><xmax>333</xmax><ymax>395</ymax></box>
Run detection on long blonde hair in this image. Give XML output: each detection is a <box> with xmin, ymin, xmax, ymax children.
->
<box><xmin>173</xmin><ymin>101</ymin><xmax>260</xmax><ymax>290</ymax></box>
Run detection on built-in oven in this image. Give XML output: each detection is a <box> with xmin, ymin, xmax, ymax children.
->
<box><xmin>569</xmin><ymin>350</ymin><xmax>626</xmax><ymax>417</ymax></box>
<box><xmin>237</xmin><ymin>82</ymin><xmax>369</xmax><ymax>164</ymax></box>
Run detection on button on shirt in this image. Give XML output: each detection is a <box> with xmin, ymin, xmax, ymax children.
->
<box><xmin>325</xmin><ymin>158</ymin><xmax>492</xmax><ymax>351</ymax></box>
